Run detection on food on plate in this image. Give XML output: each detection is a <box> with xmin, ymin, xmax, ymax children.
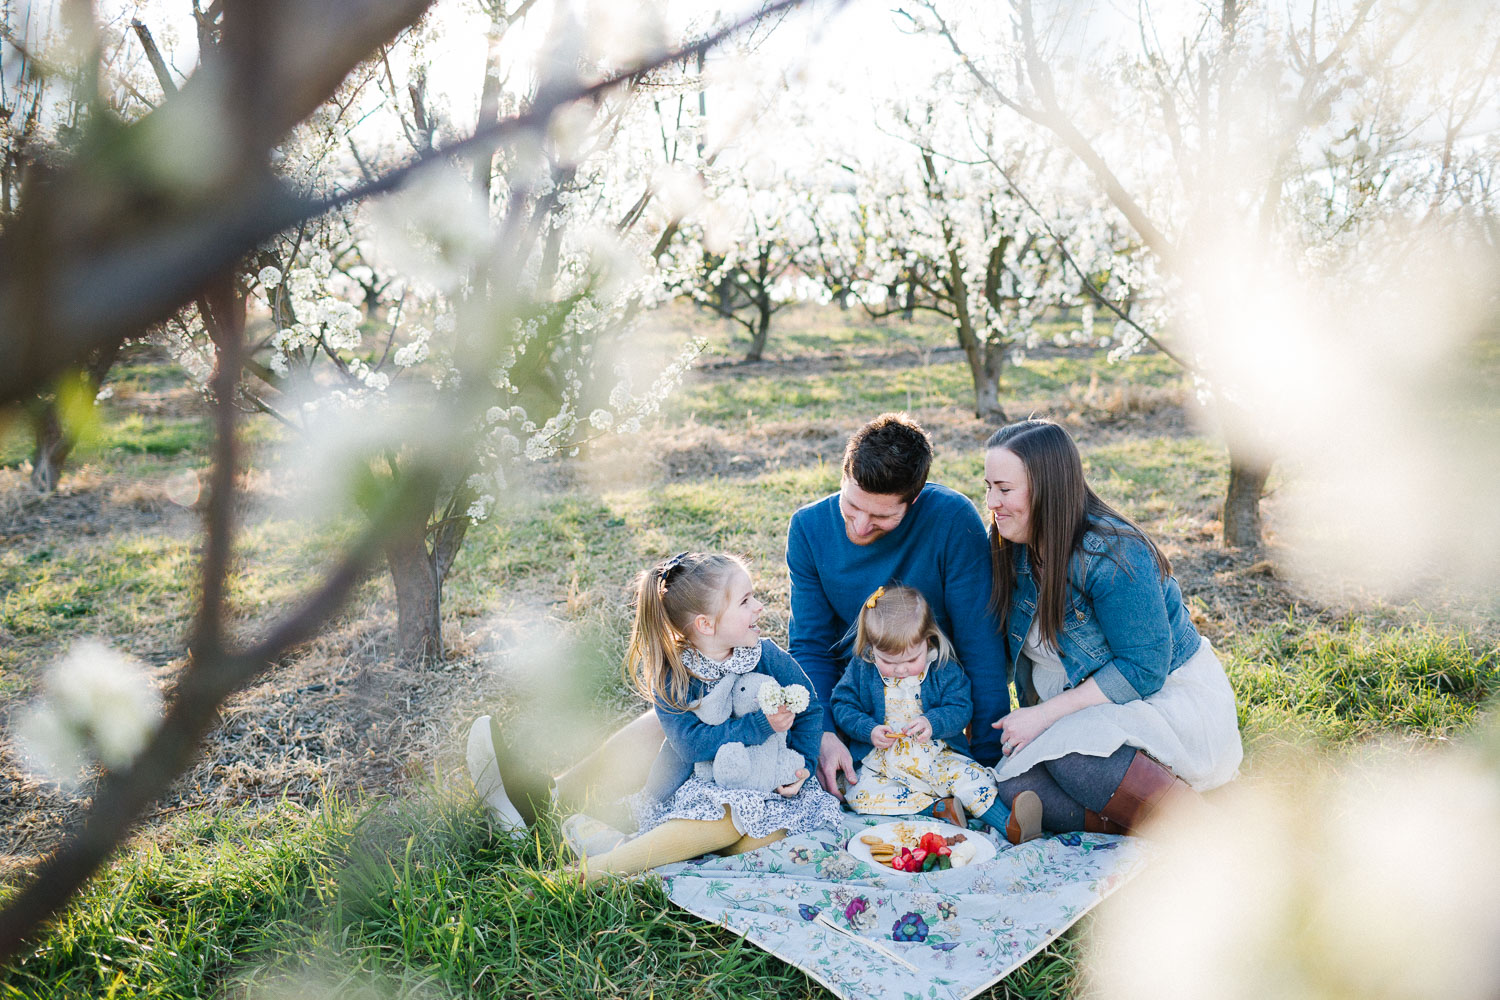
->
<box><xmin>855</xmin><ymin>824</ymin><xmax>978</xmax><ymax>872</ymax></box>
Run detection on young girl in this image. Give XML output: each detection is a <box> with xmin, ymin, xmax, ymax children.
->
<box><xmin>831</xmin><ymin>585</ymin><xmax>1041</xmax><ymax>843</ymax></box>
<box><xmin>579</xmin><ymin>552</ymin><xmax>843</xmax><ymax>881</ymax></box>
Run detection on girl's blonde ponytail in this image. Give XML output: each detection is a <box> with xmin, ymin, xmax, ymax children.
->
<box><xmin>624</xmin><ymin>552</ymin><xmax>748</xmax><ymax>710</ymax></box>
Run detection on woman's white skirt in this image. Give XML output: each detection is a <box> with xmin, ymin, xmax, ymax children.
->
<box><xmin>991</xmin><ymin>638</ymin><xmax>1243</xmax><ymax>792</ymax></box>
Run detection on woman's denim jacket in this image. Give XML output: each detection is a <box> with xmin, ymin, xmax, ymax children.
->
<box><xmin>1006</xmin><ymin>518</ymin><xmax>1201</xmax><ymax>708</ymax></box>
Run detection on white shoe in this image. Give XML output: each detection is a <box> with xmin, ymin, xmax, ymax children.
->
<box><xmin>561</xmin><ymin>813</ymin><xmax>628</xmax><ymax>859</ymax></box>
<box><xmin>466</xmin><ymin>715</ymin><xmax>528</xmax><ymax>837</ymax></box>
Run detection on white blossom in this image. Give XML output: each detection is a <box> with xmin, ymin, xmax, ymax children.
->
<box><xmin>588</xmin><ymin>408</ymin><xmax>613</xmax><ymax>430</ymax></box>
<box><xmin>15</xmin><ymin>640</ymin><xmax>163</xmax><ymax>782</ymax></box>
<box><xmin>257</xmin><ymin>266</ymin><xmax>283</xmax><ymax>289</ymax></box>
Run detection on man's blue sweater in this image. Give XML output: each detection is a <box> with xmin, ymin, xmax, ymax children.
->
<box><xmin>786</xmin><ymin>482</ymin><xmax>1011</xmax><ymax>765</ymax></box>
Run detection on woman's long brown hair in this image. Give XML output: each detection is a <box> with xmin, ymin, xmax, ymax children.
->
<box><xmin>985</xmin><ymin>420</ymin><xmax>1169</xmax><ymax>647</ymax></box>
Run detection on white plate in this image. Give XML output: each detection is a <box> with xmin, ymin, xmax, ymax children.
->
<box><xmin>845</xmin><ymin>819</ymin><xmax>998</xmax><ymax>872</ymax></box>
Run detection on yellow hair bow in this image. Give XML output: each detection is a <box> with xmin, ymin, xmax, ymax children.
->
<box><xmin>865</xmin><ymin>586</ymin><xmax>885</xmax><ymax>609</ymax></box>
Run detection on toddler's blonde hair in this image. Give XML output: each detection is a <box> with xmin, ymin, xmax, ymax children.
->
<box><xmin>853</xmin><ymin>584</ymin><xmax>954</xmax><ymax>668</ymax></box>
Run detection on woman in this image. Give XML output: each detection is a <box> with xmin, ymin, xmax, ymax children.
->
<box><xmin>983</xmin><ymin>419</ymin><xmax>1242</xmax><ymax>841</ymax></box>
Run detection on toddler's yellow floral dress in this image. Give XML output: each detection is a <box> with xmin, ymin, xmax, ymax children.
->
<box><xmin>847</xmin><ymin>669</ymin><xmax>998</xmax><ymax>816</ymax></box>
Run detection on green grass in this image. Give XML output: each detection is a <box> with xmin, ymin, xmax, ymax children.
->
<box><xmin>1226</xmin><ymin>616</ymin><xmax>1499</xmax><ymax>751</ymax></box>
<box><xmin>0</xmin><ymin>795</ymin><xmax>867</xmax><ymax>1000</ymax></box>
<box><xmin>1</xmin><ymin>305</ymin><xmax>1496</xmax><ymax>998</ymax></box>
<box><xmin>667</xmin><ymin>350</ymin><xmax>1181</xmax><ymax>425</ymax></box>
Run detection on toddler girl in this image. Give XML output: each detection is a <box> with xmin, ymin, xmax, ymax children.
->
<box><xmin>579</xmin><ymin>552</ymin><xmax>843</xmax><ymax>881</ymax></box>
<box><xmin>832</xmin><ymin>585</ymin><xmax>1029</xmax><ymax>838</ymax></box>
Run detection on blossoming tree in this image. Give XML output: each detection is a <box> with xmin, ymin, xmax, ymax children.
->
<box><xmin>911</xmin><ymin>0</ymin><xmax>1500</xmax><ymax>546</ymax></box>
<box><xmin>0</xmin><ymin>0</ymin><xmax>818</xmax><ymax>960</ymax></box>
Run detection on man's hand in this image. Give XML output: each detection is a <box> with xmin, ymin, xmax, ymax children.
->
<box><xmin>765</xmin><ymin>707</ymin><xmax>795</xmax><ymax>733</ymax></box>
<box><xmin>817</xmin><ymin>731</ymin><xmax>857</xmax><ymax>799</ymax></box>
<box><xmin>870</xmin><ymin>724</ymin><xmax>898</xmax><ymax>749</ymax></box>
<box><xmin>776</xmin><ymin>768</ymin><xmax>809</xmax><ymax>797</ymax></box>
<box><xmin>902</xmin><ymin>716</ymin><xmax>933</xmax><ymax>742</ymax></box>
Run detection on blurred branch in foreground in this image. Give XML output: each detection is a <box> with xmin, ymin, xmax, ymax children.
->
<box><xmin>0</xmin><ymin>0</ymin><xmax>817</xmax><ymax>963</ymax></box>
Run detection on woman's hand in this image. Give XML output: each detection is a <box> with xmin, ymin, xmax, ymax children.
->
<box><xmin>776</xmin><ymin>768</ymin><xmax>809</xmax><ymax>797</ymax></box>
<box><xmin>990</xmin><ymin>678</ymin><xmax>1109</xmax><ymax>757</ymax></box>
<box><xmin>902</xmin><ymin>716</ymin><xmax>933</xmax><ymax>742</ymax></box>
<box><xmin>870</xmin><ymin>724</ymin><xmax>897</xmax><ymax>749</ymax></box>
<box><xmin>766</xmin><ymin>707</ymin><xmax>795</xmax><ymax>733</ymax></box>
<box><xmin>991</xmin><ymin>704</ymin><xmax>1055</xmax><ymax>757</ymax></box>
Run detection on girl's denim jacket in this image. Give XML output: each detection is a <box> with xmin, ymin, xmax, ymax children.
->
<box><xmin>640</xmin><ymin>639</ymin><xmax>824</xmax><ymax>805</ymax></box>
<box><xmin>1006</xmin><ymin>519</ymin><xmax>1201</xmax><ymax>708</ymax></box>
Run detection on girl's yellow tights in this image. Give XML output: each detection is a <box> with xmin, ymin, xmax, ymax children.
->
<box><xmin>582</xmin><ymin>807</ymin><xmax>784</xmax><ymax>883</ymax></box>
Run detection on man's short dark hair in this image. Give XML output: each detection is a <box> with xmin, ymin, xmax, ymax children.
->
<box><xmin>842</xmin><ymin>413</ymin><xmax>932</xmax><ymax>503</ymax></box>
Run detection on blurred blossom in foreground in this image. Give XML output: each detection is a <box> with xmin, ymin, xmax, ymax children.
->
<box><xmin>15</xmin><ymin>640</ymin><xmax>163</xmax><ymax>783</ymax></box>
<box><xmin>278</xmin><ymin>381</ymin><xmax>449</xmax><ymax>517</ymax></box>
<box><xmin>478</xmin><ymin>613</ymin><xmax>614</xmax><ymax>774</ymax></box>
<box><xmin>1181</xmin><ymin>223</ymin><xmax>1500</xmax><ymax>595</ymax></box>
<box><xmin>1091</xmin><ymin>746</ymin><xmax>1500</xmax><ymax>1000</ymax></box>
<box><xmin>367</xmin><ymin>165</ymin><xmax>493</xmax><ymax>293</ymax></box>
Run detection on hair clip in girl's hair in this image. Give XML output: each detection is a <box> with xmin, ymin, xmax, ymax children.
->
<box><xmin>865</xmin><ymin>586</ymin><xmax>885</xmax><ymax>609</ymax></box>
<box><xmin>658</xmin><ymin>551</ymin><xmax>690</xmax><ymax>595</ymax></box>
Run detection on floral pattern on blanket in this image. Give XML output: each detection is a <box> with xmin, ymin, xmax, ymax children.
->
<box><xmin>654</xmin><ymin>813</ymin><xmax>1147</xmax><ymax>1000</ymax></box>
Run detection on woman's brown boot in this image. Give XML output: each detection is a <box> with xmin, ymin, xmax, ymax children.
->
<box><xmin>1097</xmin><ymin>751</ymin><xmax>1199</xmax><ymax>834</ymax></box>
<box><xmin>1083</xmin><ymin>810</ymin><xmax>1127</xmax><ymax>835</ymax></box>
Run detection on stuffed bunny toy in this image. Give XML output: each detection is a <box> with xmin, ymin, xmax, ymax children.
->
<box><xmin>691</xmin><ymin>673</ymin><xmax>811</xmax><ymax>792</ymax></box>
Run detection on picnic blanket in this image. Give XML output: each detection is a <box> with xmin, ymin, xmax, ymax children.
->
<box><xmin>652</xmin><ymin>812</ymin><xmax>1148</xmax><ymax>1000</ymax></box>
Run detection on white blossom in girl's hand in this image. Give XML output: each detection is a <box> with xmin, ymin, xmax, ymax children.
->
<box><xmin>257</xmin><ymin>266</ymin><xmax>283</xmax><ymax>289</ymax></box>
<box><xmin>15</xmin><ymin>640</ymin><xmax>162</xmax><ymax>782</ymax></box>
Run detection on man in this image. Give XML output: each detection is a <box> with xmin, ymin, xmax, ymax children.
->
<box><xmin>787</xmin><ymin>413</ymin><xmax>1011</xmax><ymax>794</ymax></box>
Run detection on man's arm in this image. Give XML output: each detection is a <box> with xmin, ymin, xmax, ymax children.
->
<box><xmin>941</xmin><ymin>499</ymin><xmax>1011</xmax><ymax>766</ymax></box>
<box><xmin>786</xmin><ymin>511</ymin><xmax>846</xmax><ymax>733</ymax></box>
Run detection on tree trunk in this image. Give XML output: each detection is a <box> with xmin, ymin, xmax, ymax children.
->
<box><xmin>972</xmin><ymin>343</ymin><xmax>1007</xmax><ymax>421</ymax></box>
<box><xmin>745</xmin><ymin>298</ymin><xmax>771</xmax><ymax>362</ymax></box>
<box><xmin>29</xmin><ymin>401</ymin><xmax>73</xmax><ymax>493</ymax></box>
<box><xmin>1222</xmin><ymin>450</ymin><xmax>1270</xmax><ymax>548</ymax></box>
<box><xmin>385</xmin><ymin>525</ymin><xmax>442</xmax><ymax>662</ymax></box>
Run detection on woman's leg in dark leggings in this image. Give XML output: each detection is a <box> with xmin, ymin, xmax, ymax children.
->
<box><xmin>996</xmin><ymin>747</ymin><xmax>1138</xmax><ymax>833</ymax></box>
<box><xmin>1041</xmin><ymin>747</ymin><xmax>1137</xmax><ymax>813</ymax></box>
<box><xmin>996</xmin><ymin>768</ymin><xmax>1086</xmax><ymax>833</ymax></box>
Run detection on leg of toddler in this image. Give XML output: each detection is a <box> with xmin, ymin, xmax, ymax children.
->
<box><xmin>583</xmin><ymin>806</ymin><xmax>740</xmax><ymax>883</ymax></box>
